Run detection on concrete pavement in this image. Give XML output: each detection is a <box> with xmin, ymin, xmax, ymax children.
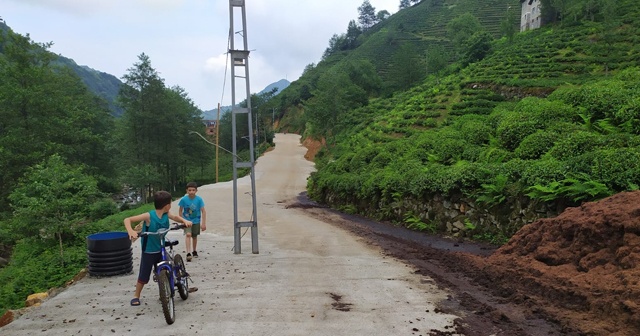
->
<box><xmin>1</xmin><ymin>133</ymin><xmax>462</xmax><ymax>336</ymax></box>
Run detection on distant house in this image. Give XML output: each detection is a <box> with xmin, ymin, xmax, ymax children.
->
<box><xmin>520</xmin><ymin>0</ymin><xmax>542</xmax><ymax>32</ymax></box>
<box><xmin>203</xmin><ymin>120</ymin><xmax>218</xmax><ymax>137</ymax></box>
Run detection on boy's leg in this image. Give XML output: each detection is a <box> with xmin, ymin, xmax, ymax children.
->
<box><xmin>193</xmin><ymin>236</ymin><xmax>198</xmax><ymax>257</ymax></box>
<box><xmin>132</xmin><ymin>252</ymin><xmax>157</xmax><ymax>304</ymax></box>
<box><xmin>134</xmin><ymin>282</ymin><xmax>144</xmax><ymax>298</ymax></box>
<box><xmin>184</xmin><ymin>226</ymin><xmax>193</xmax><ymax>261</ymax></box>
<box><xmin>192</xmin><ymin>224</ymin><xmax>201</xmax><ymax>257</ymax></box>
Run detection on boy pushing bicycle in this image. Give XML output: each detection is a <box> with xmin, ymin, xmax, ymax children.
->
<box><xmin>124</xmin><ymin>191</ymin><xmax>192</xmax><ymax>306</ymax></box>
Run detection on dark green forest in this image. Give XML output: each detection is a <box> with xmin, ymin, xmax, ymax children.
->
<box><xmin>1</xmin><ymin>0</ymin><xmax>639</xmax><ymax>318</ymax></box>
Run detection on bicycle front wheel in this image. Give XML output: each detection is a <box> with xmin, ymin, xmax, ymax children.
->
<box><xmin>174</xmin><ymin>254</ymin><xmax>189</xmax><ymax>300</ymax></box>
<box><xmin>158</xmin><ymin>269</ymin><xmax>175</xmax><ymax>324</ymax></box>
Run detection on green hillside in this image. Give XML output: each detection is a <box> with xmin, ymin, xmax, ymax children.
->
<box><xmin>0</xmin><ymin>21</ymin><xmax>124</xmax><ymax>117</ymax></box>
<box><xmin>275</xmin><ymin>0</ymin><xmax>640</xmax><ymax>243</ymax></box>
<box><xmin>345</xmin><ymin>0</ymin><xmax>520</xmax><ymax>78</ymax></box>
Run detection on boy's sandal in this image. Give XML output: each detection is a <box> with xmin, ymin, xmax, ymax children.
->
<box><xmin>130</xmin><ymin>298</ymin><xmax>141</xmax><ymax>306</ymax></box>
<box><xmin>188</xmin><ymin>287</ymin><xmax>198</xmax><ymax>293</ymax></box>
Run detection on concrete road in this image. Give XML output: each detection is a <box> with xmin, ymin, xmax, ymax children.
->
<box><xmin>2</xmin><ymin>133</ymin><xmax>461</xmax><ymax>336</ymax></box>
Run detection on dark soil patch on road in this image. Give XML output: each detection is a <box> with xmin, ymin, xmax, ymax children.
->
<box><xmin>288</xmin><ymin>191</ymin><xmax>640</xmax><ymax>336</ymax></box>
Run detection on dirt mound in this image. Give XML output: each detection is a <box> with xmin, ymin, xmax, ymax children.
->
<box><xmin>477</xmin><ymin>191</ymin><xmax>640</xmax><ymax>335</ymax></box>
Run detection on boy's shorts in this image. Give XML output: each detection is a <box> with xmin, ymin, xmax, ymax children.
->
<box><xmin>184</xmin><ymin>223</ymin><xmax>201</xmax><ymax>237</ymax></box>
<box><xmin>138</xmin><ymin>252</ymin><xmax>162</xmax><ymax>284</ymax></box>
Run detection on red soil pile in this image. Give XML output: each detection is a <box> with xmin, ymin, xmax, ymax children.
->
<box><xmin>476</xmin><ymin>191</ymin><xmax>640</xmax><ymax>335</ymax></box>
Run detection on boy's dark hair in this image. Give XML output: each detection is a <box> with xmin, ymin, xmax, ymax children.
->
<box><xmin>153</xmin><ymin>191</ymin><xmax>172</xmax><ymax>209</ymax></box>
<box><xmin>186</xmin><ymin>182</ymin><xmax>198</xmax><ymax>189</ymax></box>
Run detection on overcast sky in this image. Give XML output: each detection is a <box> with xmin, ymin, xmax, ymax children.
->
<box><xmin>2</xmin><ymin>0</ymin><xmax>399</xmax><ymax>111</ymax></box>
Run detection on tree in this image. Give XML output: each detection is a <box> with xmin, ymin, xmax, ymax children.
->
<box><xmin>0</xmin><ymin>29</ymin><xmax>115</xmax><ymax>209</ymax></box>
<box><xmin>8</xmin><ymin>155</ymin><xmax>105</xmax><ymax>265</ymax></box>
<box><xmin>399</xmin><ymin>0</ymin><xmax>421</xmax><ymax>9</ymax></box>
<box><xmin>425</xmin><ymin>44</ymin><xmax>448</xmax><ymax>83</ymax></box>
<box><xmin>358</xmin><ymin>0</ymin><xmax>377</xmax><ymax>31</ymax></box>
<box><xmin>323</xmin><ymin>33</ymin><xmax>348</xmax><ymax>59</ymax></box>
<box><xmin>377</xmin><ymin>10</ymin><xmax>391</xmax><ymax>22</ymax></box>
<box><xmin>400</xmin><ymin>0</ymin><xmax>412</xmax><ymax>9</ymax></box>
<box><xmin>116</xmin><ymin>53</ymin><xmax>209</xmax><ymax>198</ymax></box>
<box><xmin>345</xmin><ymin>20</ymin><xmax>363</xmax><ymax>49</ymax></box>
<box><xmin>500</xmin><ymin>6</ymin><xmax>518</xmax><ymax>44</ymax></box>
<box><xmin>304</xmin><ymin>69</ymin><xmax>367</xmax><ymax>136</ymax></box>
<box><xmin>464</xmin><ymin>31</ymin><xmax>494</xmax><ymax>65</ymax></box>
<box><xmin>447</xmin><ymin>13</ymin><xmax>484</xmax><ymax>60</ymax></box>
<box><xmin>388</xmin><ymin>43</ymin><xmax>424</xmax><ymax>91</ymax></box>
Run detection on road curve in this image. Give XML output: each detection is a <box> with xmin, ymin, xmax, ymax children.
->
<box><xmin>2</xmin><ymin>133</ymin><xmax>461</xmax><ymax>336</ymax></box>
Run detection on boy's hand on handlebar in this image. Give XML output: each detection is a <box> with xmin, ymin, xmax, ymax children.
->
<box><xmin>183</xmin><ymin>220</ymin><xmax>193</xmax><ymax>228</ymax></box>
<box><xmin>127</xmin><ymin>229</ymin><xmax>138</xmax><ymax>240</ymax></box>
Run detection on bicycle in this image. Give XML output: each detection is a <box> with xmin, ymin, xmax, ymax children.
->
<box><xmin>138</xmin><ymin>223</ymin><xmax>191</xmax><ymax>324</ymax></box>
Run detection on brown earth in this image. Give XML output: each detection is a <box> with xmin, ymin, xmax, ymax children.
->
<box><xmin>299</xmin><ymin>138</ymin><xmax>640</xmax><ymax>335</ymax></box>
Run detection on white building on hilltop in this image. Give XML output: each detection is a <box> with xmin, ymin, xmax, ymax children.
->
<box><xmin>520</xmin><ymin>0</ymin><xmax>542</xmax><ymax>32</ymax></box>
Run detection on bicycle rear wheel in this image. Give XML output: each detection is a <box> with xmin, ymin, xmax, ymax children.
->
<box><xmin>158</xmin><ymin>269</ymin><xmax>175</xmax><ymax>324</ymax></box>
<box><xmin>174</xmin><ymin>254</ymin><xmax>189</xmax><ymax>300</ymax></box>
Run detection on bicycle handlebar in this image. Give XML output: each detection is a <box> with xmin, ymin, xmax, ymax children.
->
<box><xmin>138</xmin><ymin>223</ymin><xmax>186</xmax><ymax>237</ymax></box>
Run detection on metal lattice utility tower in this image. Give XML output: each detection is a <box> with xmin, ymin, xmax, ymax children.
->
<box><xmin>229</xmin><ymin>0</ymin><xmax>258</xmax><ymax>254</ymax></box>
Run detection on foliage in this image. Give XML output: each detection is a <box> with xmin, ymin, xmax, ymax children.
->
<box><xmin>7</xmin><ymin>155</ymin><xmax>108</xmax><ymax>262</ymax></box>
<box><xmin>403</xmin><ymin>212</ymin><xmax>437</xmax><ymax>233</ymax></box>
<box><xmin>447</xmin><ymin>13</ymin><xmax>485</xmax><ymax>60</ymax></box>
<box><xmin>526</xmin><ymin>173</ymin><xmax>612</xmax><ymax>202</ymax></box>
<box><xmin>0</xmin><ymin>29</ymin><xmax>115</xmax><ymax>210</ymax></box>
<box><xmin>0</xmin><ymin>204</ymin><xmax>153</xmax><ymax>315</ymax></box>
<box><xmin>115</xmin><ymin>53</ymin><xmax>210</xmax><ymax>196</ymax></box>
<box><xmin>475</xmin><ymin>174</ymin><xmax>509</xmax><ymax>207</ymax></box>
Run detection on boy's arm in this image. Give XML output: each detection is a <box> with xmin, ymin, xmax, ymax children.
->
<box><xmin>124</xmin><ymin>213</ymin><xmax>150</xmax><ymax>239</ymax></box>
<box><xmin>168</xmin><ymin>213</ymin><xmax>193</xmax><ymax>227</ymax></box>
<box><xmin>201</xmin><ymin>207</ymin><xmax>207</xmax><ymax>231</ymax></box>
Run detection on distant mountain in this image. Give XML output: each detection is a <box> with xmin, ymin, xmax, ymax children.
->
<box><xmin>260</xmin><ymin>79</ymin><xmax>290</xmax><ymax>96</ymax></box>
<box><xmin>0</xmin><ymin>20</ymin><xmax>124</xmax><ymax>117</ymax></box>
<box><xmin>201</xmin><ymin>79</ymin><xmax>290</xmax><ymax>120</ymax></box>
<box><xmin>56</xmin><ymin>58</ymin><xmax>124</xmax><ymax>117</ymax></box>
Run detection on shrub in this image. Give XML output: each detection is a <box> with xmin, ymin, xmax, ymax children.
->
<box><xmin>520</xmin><ymin>158</ymin><xmax>568</xmax><ymax>187</ymax></box>
<box><xmin>588</xmin><ymin>148</ymin><xmax>640</xmax><ymax>190</ymax></box>
<box><xmin>496</xmin><ymin>117</ymin><xmax>541</xmax><ymax>151</ymax></box>
<box><xmin>549</xmin><ymin>80</ymin><xmax>632</xmax><ymax>121</ymax></box>
<box><xmin>546</xmin><ymin>131</ymin><xmax>605</xmax><ymax>160</ymax></box>
<box><xmin>515</xmin><ymin>130</ymin><xmax>558</xmax><ymax>159</ymax></box>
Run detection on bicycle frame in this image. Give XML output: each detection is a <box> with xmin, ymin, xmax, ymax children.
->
<box><xmin>155</xmin><ymin>244</ymin><xmax>176</xmax><ymax>295</ymax></box>
<box><xmin>138</xmin><ymin>223</ymin><xmax>189</xmax><ymax>324</ymax></box>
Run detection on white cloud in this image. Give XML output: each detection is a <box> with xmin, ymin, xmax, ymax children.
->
<box><xmin>205</xmin><ymin>54</ymin><xmax>228</xmax><ymax>74</ymax></box>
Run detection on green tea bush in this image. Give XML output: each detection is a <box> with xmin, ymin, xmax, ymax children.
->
<box><xmin>478</xmin><ymin>146</ymin><xmax>514</xmax><ymax>163</ymax></box>
<box><xmin>450</xmin><ymin>115</ymin><xmax>492</xmax><ymax>145</ymax></box>
<box><xmin>513</xmin><ymin>97</ymin><xmax>575</xmax><ymax>125</ymax></box>
<box><xmin>520</xmin><ymin>158</ymin><xmax>568</xmax><ymax>187</ymax></box>
<box><xmin>496</xmin><ymin>117</ymin><xmax>541</xmax><ymax>151</ymax></box>
<box><xmin>348</xmin><ymin>146</ymin><xmax>379</xmax><ymax>171</ymax></box>
<box><xmin>546</xmin><ymin>131</ymin><xmax>605</xmax><ymax>160</ymax></box>
<box><xmin>614</xmin><ymin>96</ymin><xmax>640</xmax><ymax>131</ymax></box>
<box><xmin>587</xmin><ymin>148</ymin><xmax>640</xmax><ymax>190</ymax></box>
<box><xmin>515</xmin><ymin>130</ymin><xmax>558</xmax><ymax>159</ymax></box>
<box><xmin>549</xmin><ymin>80</ymin><xmax>632</xmax><ymax>121</ymax></box>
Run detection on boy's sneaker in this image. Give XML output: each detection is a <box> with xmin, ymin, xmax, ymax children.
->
<box><xmin>192</xmin><ymin>251</ymin><xmax>198</xmax><ymax>258</ymax></box>
<box><xmin>186</xmin><ymin>253</ymin><xmax>192</xmax><ymax>262</ymax></box>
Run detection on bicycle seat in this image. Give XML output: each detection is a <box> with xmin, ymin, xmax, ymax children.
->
<box><xmin>164</xmin><ymin>239</ymin><xmax>179</xmax><ymax>247</ymax></box>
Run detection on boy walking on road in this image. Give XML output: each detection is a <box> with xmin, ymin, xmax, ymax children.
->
<box><xmin>124</xmin><ymin>191</ymin><xmax>192</xmax><ymax>306</ymax></box>
<box><xmin>179</xmin><ymin>182</ymin><xmax>206</xmax><ymax>261</ymax></box>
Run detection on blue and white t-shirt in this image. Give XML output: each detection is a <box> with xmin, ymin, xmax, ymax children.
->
<box><xmin>178</xmin><ymin>195</ymin><xmax>205</xmax><ymax>224</ymax></box>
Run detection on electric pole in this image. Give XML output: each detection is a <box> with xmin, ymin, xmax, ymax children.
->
<box><xmin>229</xmin><ymin>0</ymin><xmax>258</xmax><ymax>254</ymax></box>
